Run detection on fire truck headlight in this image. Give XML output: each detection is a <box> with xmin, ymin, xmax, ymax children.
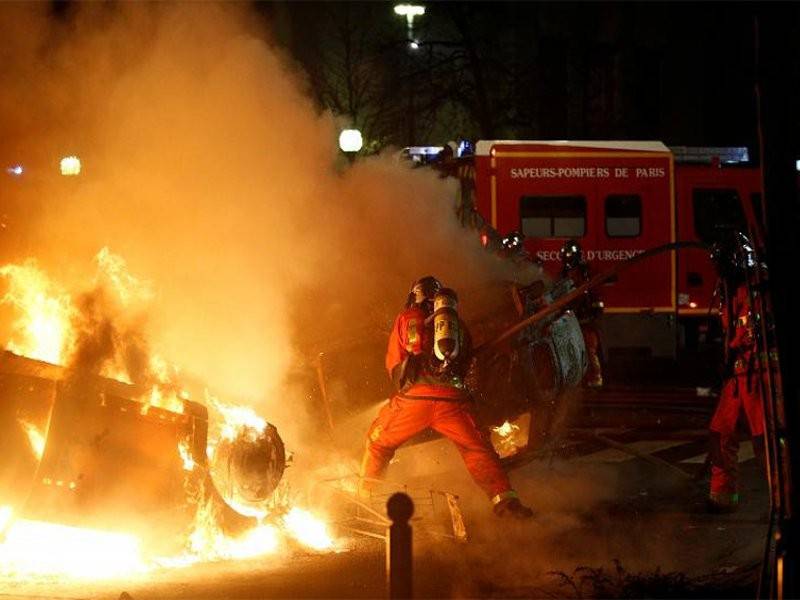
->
<box><xmin>6</xmin><ymin>165</ymin><xmax>23</xmax><ymax>176</ymax></box>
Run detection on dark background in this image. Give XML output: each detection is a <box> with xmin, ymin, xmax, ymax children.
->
<box><xmin>262</xmin><ymin>2</ymin><xmax>787</xmax><ymax>155</ymax></box>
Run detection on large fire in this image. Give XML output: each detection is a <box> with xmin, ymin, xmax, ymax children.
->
<box><xmin>0</xmin><ymin>250</ymin><xmax>338</xmax><ymax>581</ymax></box>
<box><xmin>0</xmin><ymin>260</ymin><xmax>76</xmax><ymax>365</ymax></box>
<box><xmin>0</xmin><ymin>501</ymin><xmax>335</xmax><ymax>579</ymax></box>
<box><xmin>0</xmin><ymin>508</ymin><xmax>147</xmax><ymax>579</ymax></box>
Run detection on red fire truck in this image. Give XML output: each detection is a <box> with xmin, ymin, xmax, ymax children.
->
<box><xmin>469</xmin><ymin>140</ymin><xmax>763</xmax><ymax>359</ymax></box>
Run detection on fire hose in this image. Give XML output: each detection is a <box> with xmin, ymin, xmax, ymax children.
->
<box><xmin>476</xmin><ymin>240</ymin><xmax>709</xmax><ymax>354</ymax></box>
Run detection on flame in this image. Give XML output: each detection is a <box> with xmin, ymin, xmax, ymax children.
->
<box><xmin>94</xmin><ymin>246</ymin><xmax>154</xmax><ymax>307</ymax></box>
<box><xmin>490</xmin><ymin>413</ymin><xmax>531</xmax><ymax>458</ymax></box>
<box><xmin>0</xmin><ymin>254</ymin><xmax>340</xmax><ymax>579</ymax></box>
<box><xmin>0</xmin><ymin>498</ymin><xmax>336</xmax><ymax>579</ymax></box>
<box><xmin>140</xmin><ymin>354</ymin><xmax>185</xmax><ymax>414</ymax></box>
<box><xmin>1</xmin><ymin>253</ymin><xmax>184</xmax><ymax>414</ymax></box>
<box><xmin>180</xmin><ymin>502</ymin><xmax>281</xmax><ymax>564</ymax></box>
<box><xmin>0</xmin><ymin>507</ymin><xmax>147</xmax><ymax>579</ymax></box>
<box><xmin>494</xmin><ymin>420</ymin><xmax>517</xmax><ymax>437</ymax></box>
<box><xmin>17</xmin><ymin>419</ymin><xmax>45</xmax><ymax>460</ymax></box>
<box><xmin>283</xmin><ymin>507</ymin><xmax>334</xmax><ymax>551</ymax></box>
<box><xmin>0</xmin><ymin>506</ymin><xmax>12</xmax><ymax>534</ymax></box>
<box><xmin>178</xmin><ymin>439</ymin><xmax>196</xmax><ymax>471</ymax></box>
<box><xmin>205</xmin><ymin>390</ymin><xmax>266</xmax><ymax>440</ymax></box>
<box><xmin>162</xmin><ymin>500</ymin><xmax>335</xmax><ymax>566</ymax></box>
<box><xmin>0</xmin><ymin>261</ymin><xmax>76</xmax><ymax>364</ymax></box>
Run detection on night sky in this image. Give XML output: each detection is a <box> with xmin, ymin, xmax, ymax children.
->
<box><xmin>264</xmin><ymin>2</ymin><xmax>798</xmax><ymax>157</ymax></box>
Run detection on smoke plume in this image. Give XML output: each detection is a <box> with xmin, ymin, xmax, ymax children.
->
<box><xmin>0</xmin><ymin>3</ymin><xmax>532</xmax><ymax>452</ymax></box>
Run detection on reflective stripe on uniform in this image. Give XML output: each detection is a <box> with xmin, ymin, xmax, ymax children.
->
<box><xmin>406</xmin><ymin>318</ymin><xmax>418</xmax><ymax>352</ymax></box>
<box><xmin>491</xmin><ymin>490</ymin><xmax>519</xmax><ymax>505</ymax></box>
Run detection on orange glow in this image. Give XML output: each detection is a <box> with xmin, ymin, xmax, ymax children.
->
<box><xmin>141</xmin><ymin>354</ymin><xmax>185</xmax><ymax>414</ymax></box>
<box><xmin>178</xmin><ymin>439</ymin><xmax>195</xmax><ymax>471</ymax></box>
<box><xmin>162</xmin><ymin>500</ymin><xmax>335</xmax><ymax>565</ymax></box>
<box><xmin>0</xmin><ymin>507</ymin><xmax>147</xmax><ymax>579</ymax></box>
<box><xmin>490</xmin><ymin>413</ymin><xmax>531</xmax><ymax>458</ymax></box>
<box><xmin>0</xmin><ymin>498</ymin><xmax>337</xmax><ymax>579</ymax></box>
<box><xmin>206</xmin><ymin>390</ymin><xmax>266</xmax><ymax>440</ymax></box>
<box><xmin>283</xmin><ymin>507</ymin><xmax>334</xmax><ymax>551</ymax></box>
<box><xmin>0</xmin><ymin>261</ymin><xmax>76</xmax><ymax>364</ymax></box>
<box><xmin>94</xmin><ymin>247</ymin><xmax>154</xmax><ymax>307</ymax></box>
<box><xmin>0</xmin><ymin>253</ymin><xmax>340</xmax><ymax>579</ymax></box>
<box><xmin>168</xmin><ymin>501</ymin><xmax>281</xmax><ymax>565</ymax></box>
<box><xmin>59</xmin><ymin>155</ymin><xmax>81</xmax><ymax>176</ymax></box>
<box><xmin>0</xmin><ymin>506</ymin><xmax>12</xmax><ymax>535</ymax></box>
<box><xmin>17</xmin><ymin>419</ymin><xmax>45</xmax><ymax>460</ymax></box>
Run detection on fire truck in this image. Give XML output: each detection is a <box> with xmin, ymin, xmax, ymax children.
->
<box><xmin>459</xmin><ymin>141</ymin><xmax>764</xmax><ymax>361</ymax></box>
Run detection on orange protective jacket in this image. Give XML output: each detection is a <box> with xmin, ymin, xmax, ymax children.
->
<box><xmin>385</xmin><ymin>306</ymin><xmax>471</xmax><ymax>401</ymax></box>
<box><xmin>721</xmin><ymin>283</ymin><xmax>760</xmax><ymax>376</ymax></box>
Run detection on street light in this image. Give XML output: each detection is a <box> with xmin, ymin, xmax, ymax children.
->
<box><xmin>394</xmin><ymin>4</ymin><xmax>425</xmax><ymax>48</ymax></box>
<box><xmin>339</xmin><ymin>129</ymin><xmax>363</xmax><ymax>153</ymax></box>
<box><xmin>393</xmin><ymin>4</ymin><xmax>425</xmax><ymax>27</ymax></box>
<box><xmin>60</xmin><ymin>155</ymin><xmax>81</xmax><ymax>176</ymax></box>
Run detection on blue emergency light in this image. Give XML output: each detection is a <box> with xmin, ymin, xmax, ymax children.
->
<box><xmin>457</xmin><ymin>140</ymin><xmax>474</xmax><ymax>157</ymax></box>
<box><xmin>670</xmin><ymin>146</ymin><xmax>750</xmax><ymax>165</ymax></box>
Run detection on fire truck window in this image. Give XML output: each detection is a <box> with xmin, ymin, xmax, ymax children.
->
<box><xmin>520</xmin><ymin>195</ymin><xmax>586</xmax><ymax>238</ymax></box>
<box><xmin>605</xmin><ymin>194</ymin><xmax>642</xmax><ymax>237</ymax></box>
<box><xmin>692</xmin><ymin>188</ymin><xmax>746</xmax><ymax>241</ymax></box>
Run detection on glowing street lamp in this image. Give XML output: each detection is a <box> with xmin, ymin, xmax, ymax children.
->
<box><xmin>394</xmin><ymin>4</ymin><xmax>425</xmax><ymax>27</ymax></box>
<box><xmin>394</xmin><ymin>4</ymin><xmax>425</xmax><ymax>49</ymax></box>
<box><xmin>393</xmin><ymin>4</ymin><xmax>425</xmax><ymax>26</ymax></box>
<box><xmin>60</xmin><ymin>155</ymin><xmax>81</xmax><ymax>176</ymax></box>
<box><xmin>338</xmin><ymin>129</ymin><xmax>363</xmax><ymax>153</ymax></box>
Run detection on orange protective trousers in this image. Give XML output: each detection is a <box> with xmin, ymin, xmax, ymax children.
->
<box><xmin>709</xmin><ymin>373</ymin><xmax>764</xmax><ymax>495</ymax></box>
<box><xmin>360</xmin><ymin>396</ymin><xmax>512</xmax><ymax>500</ymax></box>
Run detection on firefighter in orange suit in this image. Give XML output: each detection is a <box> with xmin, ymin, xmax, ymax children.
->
<box><xmin>707</xmin><ymin>232</ymin><xmax>765</xmax><ymax>513</ymax></box>
<box><xmin>360</xmin><ymin>276</ymin><xmax>534</xmax><ymax>519</ymax></box>
<box><xmin>560</xmin><ymin>240</ymin><xmax>604</xmax><ymax>387</ymax></box>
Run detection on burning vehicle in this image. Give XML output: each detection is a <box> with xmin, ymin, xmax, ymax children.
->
<box><xmin>0</xmin><ymin>350</ymin><xmax>286</xmax><ymax>553</ymax></box>
<box><xmin>0</xmin><ymin>252</ymin><xmax>333</xmax><ymax>579</ymax></box>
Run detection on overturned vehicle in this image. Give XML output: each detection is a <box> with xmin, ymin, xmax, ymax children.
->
<box><xmin>0</xmin><ymin>351</ymin><xmax>286</xmax><ymax>553</ymax></box>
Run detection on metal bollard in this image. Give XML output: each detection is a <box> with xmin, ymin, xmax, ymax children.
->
<box><xmin>386</xmin><ymin>492</ymin><xmax>414</xmax><ymax>599</ymax></box>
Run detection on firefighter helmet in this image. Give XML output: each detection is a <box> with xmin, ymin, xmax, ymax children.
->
<box><xmin>407</xmin><ymin>276</ymin><xmax>442</xmax><ymax>308</ymax></box>
<box><xmin>559</xmin><ymin>239</ymin><xmax>583</xmax><ymax>271</ymax></box>
<box><xmin>710</xmin><ymin>229</ymin><xmax>756</xmax><ymax>281</ymax></box>
<box><xmin>501</xmin><ymin>231</ymin><xmax>524</xmax><ymax>251</ymax></box>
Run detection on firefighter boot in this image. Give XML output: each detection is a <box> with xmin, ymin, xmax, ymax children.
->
<box><xmin>493</xmin><ymin>496</ymin><xmax>535</xmax><ymax>520</ymax></box>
